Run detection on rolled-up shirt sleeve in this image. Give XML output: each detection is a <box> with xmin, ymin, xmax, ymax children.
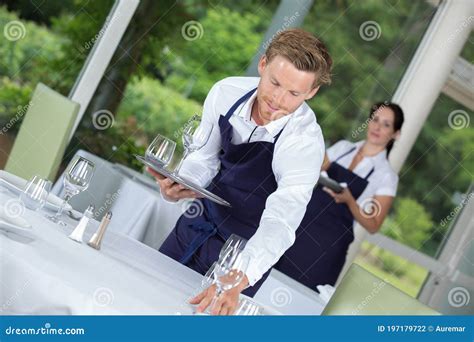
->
<box><xmin>242</xmin><ymin>123</ymin><xmax>325</xmax><ymax>285</ymax></box>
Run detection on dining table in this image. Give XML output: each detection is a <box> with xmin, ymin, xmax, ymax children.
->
<box><xmin>0</xmin><ymin>187</ymin><xmax>281</xmax><ymax>315</ymax></box>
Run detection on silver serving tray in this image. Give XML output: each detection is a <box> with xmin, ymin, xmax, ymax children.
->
<box><xmin>135</xmin><ymin>155</ymin><xmax>231</xmax><ymax>207</ymax></box>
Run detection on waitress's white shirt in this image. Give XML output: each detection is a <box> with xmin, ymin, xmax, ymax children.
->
<box><xmin>326</xmin><ymin>140</ymin><xmax>398</xmax><ymax>211</ymax></box>
<box><xmin>178</xmin><ymin>76</ymin><xmax>325</xmax><ymax>285</ymax></box>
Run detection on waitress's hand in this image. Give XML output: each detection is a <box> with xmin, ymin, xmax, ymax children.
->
<box><xmin>146</xmin><ymin>167</ymin><xmax>202</xmax><ymax>201</ymax></box>
<box><xmin>323</xmin><ymin>186</ymin><xmax>355</xmax><ymax>204</ymax></box>
<box><xmin>189</xmin><ymin>275</ymin><xmax>249</xmax><ymax>315</ymax></box>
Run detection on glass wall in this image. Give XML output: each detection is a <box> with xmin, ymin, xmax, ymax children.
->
<box><xmin>356</xmin><ymin>33</ymin><xmax>473</xmax><ymax>297</ymax></box>
<box><xmin>0</xmin><ymin>0</ymin><xmax>115</xmax><ymax>168</ymax></box>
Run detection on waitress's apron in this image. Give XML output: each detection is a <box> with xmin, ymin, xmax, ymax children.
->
<box><xmin>160</xmin><ymin>87</ymin><xmax>286</xmax><ymax>297</ymax></box>
<box><xmin>274</xmin><ymin>147</ymin><xmax>374</xmax><ymax>289</ymax></box>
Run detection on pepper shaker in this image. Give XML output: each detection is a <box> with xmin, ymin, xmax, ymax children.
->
<box><xmin>87</xmin><ymin>211</ymin><xmax>112</xmax><ymax>250</ymax></box>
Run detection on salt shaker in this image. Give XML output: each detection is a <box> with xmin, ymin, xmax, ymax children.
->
<box><xmin>68</xmin><ymin>205</ymin><xmax>94</xmax><ymax>243</ymax></box>
<box><xmin>87</xmin><ymin>211</ymin><xmax>112</xmax><ymax>250</ymax></box>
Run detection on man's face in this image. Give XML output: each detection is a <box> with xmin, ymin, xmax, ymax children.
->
<box><xmin>256</xmin><ymin>55</ymin><xmax>320</xmax><ymax>124</ymax></box>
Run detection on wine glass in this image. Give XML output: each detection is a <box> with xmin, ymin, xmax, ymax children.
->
<box><xmin>0</xmin><ymin>176</ymin><xmax>9</xmax><ymax>194</ymax></box>
<box><xmin>219</xmin><ymin>234</ymin><xmax>247</xmax><ymax>260</ymax></box>
<box><xmin>235</xmin><ymin>299</ymin><xmax>260</xmax><ymax>316</ymax></box>
<box><xmin>174</xmin><ymin>115</ymin><xmax>213</xmax><ymax>176</ymax></box>
<box><xmin>210</xmin><ymin>247</ymin><xmax>249</xmax><ymax>314</ymax></box>
<box><xmin>20</xmin><ymin>175</ymin><xmax>52</xmax><ymax>211</ymax></box>
<box><xmin>145</xmin><ymin>134</ymin><xmax>176</xmax><ymax>168</ymax></box>
<box><xmin>187</xmin><ymin>262</ymin><xmax>218</xmax><ymax>314</ymax></box>
<box><xmin>46</xmin><ymin>156</ymin><xmax>95</xmax><ymax>226</ymax></box>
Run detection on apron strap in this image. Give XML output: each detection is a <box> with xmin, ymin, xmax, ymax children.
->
<box><xmin>334</xmin><ymin>146</ymin><xmax>375</xmax><ymax>180</ymax></box>
<box><xmin>179</xmin><ymin>220</ymin><xmax>218</xmax><ymax>264</ymax></box>
<box><xmin>273</xmin><ymin>123</ymin><xmax>287</xmax><ymax>143</ymax></box>
<box><xmin>364</xmin><ymin>167</ymin><xmax>375</xmax><ymax>180</ymax></box>
<box><xmin>226</xmin><ymin>86</ymin><xmax>288</xmax><ymax>144</ymax></box>
<box><xmin>224</xmin><ymin>87</ymin><xmax>257</xmax><ymax>120</ymax></box>
<box><xmin>334</xmin><ymin>146</ymin><xmax>356</xmax><ymax>162</ymax></box>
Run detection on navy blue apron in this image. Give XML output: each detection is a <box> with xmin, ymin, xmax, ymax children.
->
<box><xmin>274</xmin><ymin>147</ymin><xmax>374</xmax><ymax>289</ymax></box>
<box><xmin>160</xmin><ymin>87</ymin><xmax>286</xmax><ymax>297</ymax></box>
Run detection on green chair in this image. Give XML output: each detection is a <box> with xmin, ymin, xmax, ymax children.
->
<box><xmin>4</xmin><ymin>83</ymin><xmax>79</xmax><ymax>181</ymax></box>
<box><xmin>322</xmin><ymin>263</ymin><xmax>439</xmax><ymax>315</ymax></box>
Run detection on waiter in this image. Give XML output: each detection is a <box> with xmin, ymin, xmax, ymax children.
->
<box><xmin>148</xmin><ymin>29</ymin><xmax>332</xmax><ymax>315</ymax></box>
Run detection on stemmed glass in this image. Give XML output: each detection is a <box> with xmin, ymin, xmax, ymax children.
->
<box><xmin>46</xmin><ymin>156</ymin><xmax>95</xmax><ymax>226</ymax></box>
<box><xmin>210</xmin><ymin>247</ymin><xmax>249</xmax><ymax>314</ymax></box>
<box><xmin>20</xmin><ymin>175</ymin><xmax>52</xmax><ymax>211</ymax></box>
<box><xmin>235</xmin><ymin>299</ymin><xmax>260</xmax><ymax>316</ymax></box>
<box><xmin>174</xmin><ymin>115</ymin><xmax>213</xmax><ymax>176</ymax></box>
<box><xmin>0</xmin><ymin>177</ymin><xmax>8</xmax><ymax>194</ymax></box>
<box><xmin>186</xmin><ymin>262</ymin><xmax>218</xmax><ymax>315</ymax></box>
<box><xmin>146</xmin><ymin>134</ymin><xmax>176</xmax><ymax>168</ymax></box>
<box><xmin>219</xmin><ymin>234</ymin><xmax>247</xmax><ymax>259</ymax></box>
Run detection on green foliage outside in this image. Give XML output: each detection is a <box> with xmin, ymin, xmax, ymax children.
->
<box><xmin>355</xmin><ymin>241</ymin><xmax>429</xmax><ymax>298</ymax></box>
<box><xmin>165</xmin><ymin>7</ymin><xmax>270</xmax><ymax>102</ymax></box>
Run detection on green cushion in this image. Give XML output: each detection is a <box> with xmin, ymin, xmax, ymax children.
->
<box><xmin>322</xmin><ymin>263</ymin><xmax>439</xmax><ymax>315</ymax></box>
<box><xmin>5</xmin><ymin>83</ymin><xmax>79</xmax><ymax>181</ymax></box>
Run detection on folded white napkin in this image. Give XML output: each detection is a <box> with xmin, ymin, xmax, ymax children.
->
<box><xmin>0</xmin><ymin>170</ymin><xmax>70</xmax><ymax>211</ymax></box>
<box><xmin>316</xmin><ymin>284</ymin><xmax>336</xmax><ymax>304</ymax></box>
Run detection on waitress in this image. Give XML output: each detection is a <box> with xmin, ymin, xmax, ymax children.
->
<box><xmin>148</xmin><ymin>29</ymin><xmax>333</xmax><ymax>315</ymax></box>
<box><xmin>275</xmin><ymin>102</ymin><xmax>404</xmax><ymax>289</ymax></box>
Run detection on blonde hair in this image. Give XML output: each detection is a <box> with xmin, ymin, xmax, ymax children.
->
<box><xmin>265</xmin><ymin>28</ymin><xmax>332</xmax><ymax>87</ymax></box>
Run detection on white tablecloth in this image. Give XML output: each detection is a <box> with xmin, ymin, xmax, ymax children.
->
<box><xmin>52</xmin><ymin>150</ymin><xmax>182</xmax><ymax>250</ymax></box>
<box><xmin>106</xmin><ymin>164</ymin><xmax>183</xmax><ymax>250</ymax></box>
<box><xmin>0</xmin><ymin>194</ymin><xmax>205</xmax><ymax>315</ymax></box>
<box><xmin>1</xmin><ymin>193</ymin><xmax>284</xmax><ymax>316</ymax></box>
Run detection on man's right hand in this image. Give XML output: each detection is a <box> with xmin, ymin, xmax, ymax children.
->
<box><xmin>146</xmin><ymin>167</ymin><xmax>201</xmax><ymax>202</ymax></box>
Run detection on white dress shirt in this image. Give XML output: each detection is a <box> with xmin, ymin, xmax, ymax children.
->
<box><xmin>326</xmin><ymin>140</ymin><xmax>398</xmax><ymax>211</ymax></box>
<box><xmin>178</xmin><ymin>76</ymin><xmax>325</xmax><ymax>286</ymax></box>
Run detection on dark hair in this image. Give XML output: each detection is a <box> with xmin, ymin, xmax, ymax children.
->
<box><xmin>369</xmin><ymin>102</ymin><xmax>404</xmax><ymax>157</ymax></box>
